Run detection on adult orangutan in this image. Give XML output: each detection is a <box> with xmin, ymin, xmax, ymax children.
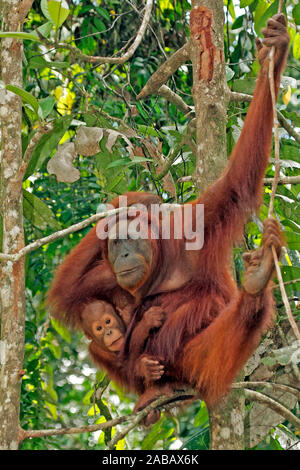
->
<box><xmin>47</xmin><ymin>191</ymin><xmax>162</xmax><ymax>329</ymax></box>
<box><xmin>47</xmin><ymin>15</ymin><xmax>289</xmax><ymax>411</ymax></box>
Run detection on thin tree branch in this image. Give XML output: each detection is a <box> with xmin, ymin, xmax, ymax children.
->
<box><xmin>273</xmin><ymin>278</ymin><xmax>300</xmax><ymax>289</ymax></box>
<box><xmin>137</xmin><ymin>42</ymin><xmax>191</xmax><ymax>100</ymax></box>
<box><xmin>177</xmin><ymin>175</ymin><xmax>300</xmax><ymax>185</ymax></box>
<box><xmin>39</xmin><ymin>0</ymin><xmax>153</xmax><ymax>65</ymax></box>
<box><xmin>244</xmin><ymin>388</ymin><xmax>300</xmax><ymax>430</ymax></box>
<box><xmin>0</xmin><ymin>207</ymin><xmax>128</xmax><ymax>263</ymax></box>
<box><xmin>18</xmin><ymin>416</ymin><xmax>128</xmax><ymax>443</ymax></box>
<box><xmin>264</xmin><ymin>175</ymin><xmax>300</xmax><ymax>185</ymax></box>
<box><xmin>233</xmin><ymin>381</ymin><xmax>300</xmax><ymax>399</ymax></box>
<box><xmin>157</xmin><ymin>84</ymin><xmax>192</xmax><ymax>114</ymax></box>
<box><xmin>19</xmin><ymin>390</ymin><xmax>196</xmax><ymax>445</ymax></box>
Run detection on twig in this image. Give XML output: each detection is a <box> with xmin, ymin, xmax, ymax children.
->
<box><xmin>0</xmin><ymin>207</ymin><xmax>128</xmax><ymax>263</ymax></box>
<box><xmin>272</xmin><ymin>278</ymin><xmax>300</xmax><ymax>289</ymax></box>
<box><xmin>233</xmin><ymin>381</ymin><xmax>300</xmax><ymax>399</ymax></box>
<box><xmin>244</xmin><ymin>388</ymin><xmax>300</xmax><ymax>430</ymax></box>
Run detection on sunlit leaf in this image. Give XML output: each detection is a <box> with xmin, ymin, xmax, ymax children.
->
<box><xmin>51</xmin><ymin>318</ymin><xmax>71</xmax><ymax>343</ymax></box>
<box><xmin>293</xmin><ymin>33</ymin><xmax>300</xmax><ymax>60</ymax></box>
<box><xmin>0</xmin><ymin>31</ymin><xmax>41</xmax><ymax>42</ymax></box>
<box><xmin>6</xmin><ymin>84</ymin><xmax>39</xmax><ymax>114</ymax></box>
<box><xmin>42</xmin><ymin>0</ymin><xmax>70</xmax><ymax>28</ymax></box>
<box><xmin>282</xmin><ymin>85</ymin><xmax>292</xmax><ymax>106</ymax></box>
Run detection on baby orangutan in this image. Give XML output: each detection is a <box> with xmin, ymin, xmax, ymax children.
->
<box><xmin>80</xmin><ymin>301</ymin><xmax>165</xmax><ymax>391</ymax></box>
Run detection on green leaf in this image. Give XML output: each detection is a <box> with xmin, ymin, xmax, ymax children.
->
<box><xmin>41</xmin><ymin>0</ymin><xmax>53</xmax><ymax>23</ymax></box>
<box><xmin>228</xmin><ymin>0</ymin><xmax>235</xmax><ymax>20</ymax></box>
<box><xmin>45</xmin><ymin>401</ymin><xmax>58</xmax><ymax>420</ymax></box>
<box><xmin>137</xmin><ymin>124</ymin><xmax>161</xmax><ymax>137</ymax></box>
<box><xmin>0</xmin><ymin>31</ymin><xmax>41</xmax><ymax>42</ymax></box>
<box><xmin>38</xmin><ymin>96</ymin><xmax>55</xmax><ymax>119</ymax></box>
<box><xmin>240</xmin><ymin>0</ymin><xmax>255</xmax><ymax>7</ymax></box>
<box><xmin>47</xmin><ymin>0</ymin><xmax>70</xmax><ymax>28</ymax></box>
<box><xmin>23</xmin><ymin>189</ymin><xmax>61</xmax><ymax>231</ymax></box>
<box><xmin>47</xmin><ymin>341</ymin><xmax>61</xmax><ymax>359</ymax></box>
<box><xmin>93</xmin><ymin>18</ymin><xmax>106</xmax><ymax>32</ymax></box>
<box><xmin>255</xmin><ymin>0</ymin><xmax>279</xmax><ymax>36</ymax></box>
<box><xmin>231</xmin><ymin>77</ymin><xmax>256</xmax><ymax>95</ymax></box>
<box><xmin>24</xmin><ymin>115</ymin><xmax>73</xmax><ymax>179</ymax></box>
<box><xmin>28</xmin><ymin>56</ymin><xmax>69</xmax><ymax>70</ymax></box>
<box><xmin>292</xmin><ymin>3</ymin><xmax>300</xmax><ymax>25</ymax></box>
<box><xmin>6</xmin><ymin>85</ymin><xmax>39</xmax><ymax>114</ymax></box>
<box><xmin>285</xmin><ymin>231</ymin><xmax>300</xmax><ymax>251</ymax></box>
<box><xmin>226</xmin><ymin>65</ymin><xmax>235</xmax><ymax>81</ymax></box>
<box><xmin>293</xmin><ymin>33</ymin><xmax>300</xmax><ymax>60</ymax></box>
<box><xmin>281</xmin><ymin>266</ymin><xmax>300</xmax><ymax>284</ymax></box>
<box><xmin>37</xmin><ymin>21</ymin><xmax>53</xmax><ymax>38</ymax></box>
<box><xmin>96</xmin><ymin>6</ymin><xmax>111</xmax><ymax>22</ymax></box>
<box><xmin>51</xmin><ymin>318</ymin><xmax>71</xmax><ymax>343</ymax></box>
<box><xmin>232</xmin><ymin>14</ymin><xmax>244</xmax><ymax>30</ymax></box>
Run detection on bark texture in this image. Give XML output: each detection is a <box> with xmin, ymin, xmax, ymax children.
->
<box><xmin>0</xmin><ymin>0</ymin><xmax>26</xmax><ymax>450</ymax></box>
<box><xmin>190</xmin><ymin>0</ymin><xmax>228</xmax><ymax>194</ymax></box>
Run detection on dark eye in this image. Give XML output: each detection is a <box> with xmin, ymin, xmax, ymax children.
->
<box><xmin>106</xmin><ymin>319</ymin><xmax>111</xmax><ymax>325</ymax></box>
<box><xmin>97</xmin><ymin>326</ymin><xmax>102</xmax><ymax>331</ymax></box>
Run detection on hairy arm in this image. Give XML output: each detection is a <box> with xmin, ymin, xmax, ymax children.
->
<box><xmin>199</xmin><ymin>14</ymin><xmax>289</xmax><ymax>242</ymax></box>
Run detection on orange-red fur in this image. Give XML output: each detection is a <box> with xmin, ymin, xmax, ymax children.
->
<box><xmin>47</xmin><ymin>16</ymin><xmax>289</xmax><ymax>409</ymax></box>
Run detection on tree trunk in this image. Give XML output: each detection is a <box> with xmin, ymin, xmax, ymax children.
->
<box><xmin>190</xmin><ymin>1</ymin><xmax>245</xmax><ymax>449</ymax></box>
<box><xmin>0</xmin><ymin>0</ymin><xmax>26</xmax><ymax>450</ymax></box>
<box><xmin>190</xmin><ymin>0</ymin><xmax>228</xmax><ymax>194</ymax></box>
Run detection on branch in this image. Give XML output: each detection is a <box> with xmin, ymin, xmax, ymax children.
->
<box><xmin>38</xmin><ymin>0</ymin><xmax>153</xmax><ymax>65</ymax></box>
<box><xmin>273</xmin><ymin>278</ymin><xmax>300</xmax><ymax>289</ymax></box>
<box><xmin>233</xmin><ymin>381</ymin><xmax>300</xmax><ymax>399</ymax></box>
<box><xmin>18</xmin><ymin>416</ymin><xmax>128</xmax><ymax>443</ymax></box>
<box><xmin>106</xmin><ymin>390</ymin><xmax>196</xmax><ymax>449</ymax></box>
<box><xmin>229</xmin><ymin>91</ymin><xmax>300</xmax><ymax>145</ymax></box>
<box><xmin>137</xmin><ymin>42</ymin><xmax>191</xmax><ymax>100</ymax></box>
<box><xmin>19</xmin><ymin>389</ymin><xmax>196</xmax><ymax>445</ymax></box>
<box><xmin>244</xmin><ymin>388</ymin><xmax>300</xmax><ymax>430</ymax></box>
<box><xmin>157</xmin><ymin>85</ymin><xmax>192</xmax><ymax>114</ymax></box>
<box><xmin>0</xmin><ymin>207</ymin><xmax>128</xmax><ymax>263</ymax></box>
<box><xmin>177</xmin><ymin>175</ymin><xmax>300</xmax><ymax>185</ymax></box>
<box><xmin>264</xmin><ymin>175</ymin><xmax>300</xmax><ymax>185</ymax></box>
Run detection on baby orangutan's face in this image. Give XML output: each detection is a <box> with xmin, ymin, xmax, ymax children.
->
<box><xmin>81</xmin><ymin>301</ymin><xmax>125</xmax><ymax>353</ymax></box>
